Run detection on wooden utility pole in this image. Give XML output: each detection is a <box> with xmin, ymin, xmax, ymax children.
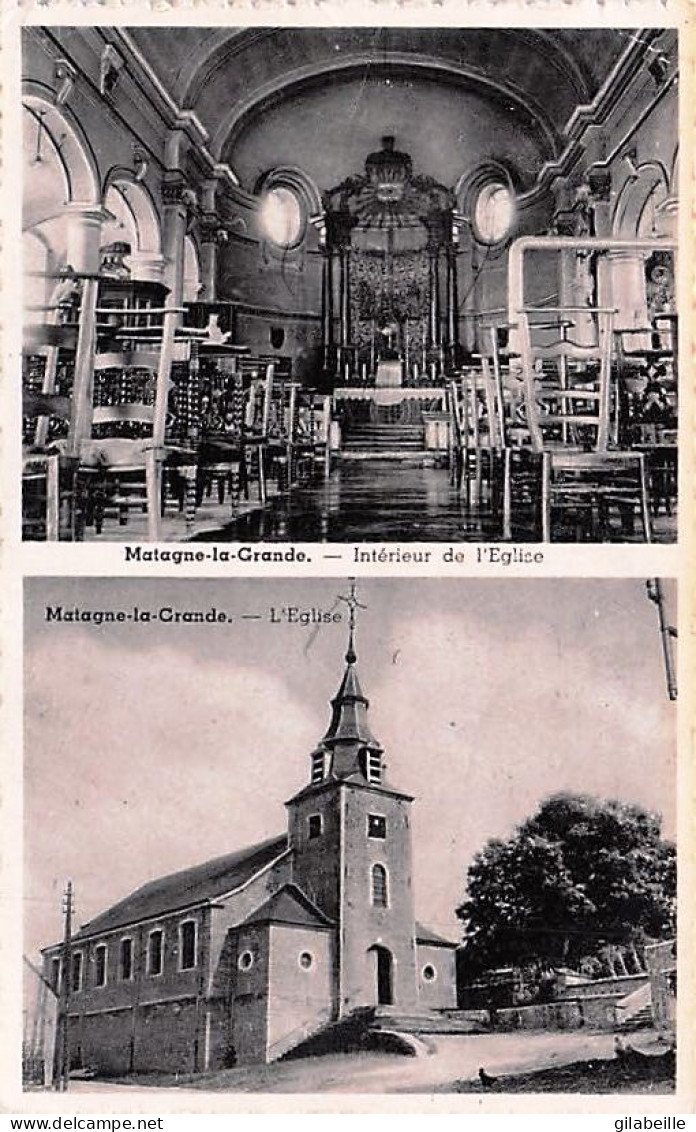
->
<box><xmin>53</xmin><ymin>881</ymin><xmax>73</xmax><ymax>1091</ymax></box>
<box><xmin>646</xmin><ymin>579</ymin><xmax>677</xmax><ymax>701</ymax></box>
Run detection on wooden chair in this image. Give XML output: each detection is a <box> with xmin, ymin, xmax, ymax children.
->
<box><xmin>76</xmin><ymin>304</ymin><xmax>195</xmax><ymax>539</ymax></box>
<box><xmin>22</xmin><ymin>311</ymin><xmax>82</xmax><ymax>540</ymax></box>
<box><xmin>80</xmin><ymin>346</ymin><xmax>192</xmax><ymax>536</ymax></box>
<box><xmin>479</xmin><ymin>324</ymin><xmax>542</xmax><ymax>540</ymax></box>
<box><xmin>449</xmin><ymin>355</ymin><xmax>510</xmax><ymax>535</ymax></box>
<box><xmin>614</xmin><ymin>318</ymin><xmax>678</xmax><ymax>519</ymax></box>
<box><xmin>185</xmin><ymin>339</ymin><xmax>253</xmax><ymax>521</ymax></box>
<box><xmin>518</xmin><ymin>307</ymin><xmax>652</xmax><ymax>542</ymax></box>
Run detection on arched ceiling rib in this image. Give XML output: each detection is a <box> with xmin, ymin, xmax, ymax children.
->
<box><xmin>128</xmin><ymin>27</ymin><xmax>631</xmax><ymax>140</ymax></box>
<box><xmin>125</xmin><ymin>27</ymin><xmax>637</xmax><ymax>196</ymax></box>
<box><xmin>213</xmin><ymin>55</ymin><xmax>561</xmax><ymax>167</ymax></box>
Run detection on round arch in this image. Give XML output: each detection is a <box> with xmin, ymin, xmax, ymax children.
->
<box><xmin>612</xmin><ymin>162</ymin><xmax>670</xmax><ymax>238</ymax></box>
<box><xmin>210</xmin><ymin>55</ymin><xmax>560</xmax><ymax>166</ymax></box>
<box><xmin>366</xmin><ymin>945</ymin><xmax>394</xmax><ymax>1007</ymax></box>
<box><xmin>102</xmin><ymin>170</ymin><xmax>162</xmax><ymax>256</ymax></box>
<box><xmin>22</xmin><ymin>86</ymin><xmax>100</xmax><ymax>208</ymax></box>
<box><xmin>670</xmin><ymin>146</ymin><xmax>679</xmax><ymax>194</ymax></box>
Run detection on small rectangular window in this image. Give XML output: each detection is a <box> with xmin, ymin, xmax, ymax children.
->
<box><xmin>308</xmin><ymin>814</ymin><xmax>322</xmax><ymax>840</ymax></box>
<box><xmin>148</xmin><ymin>930</ymin><xmax>164</xmax><ymax>976</ymax></box>
<box><xmin>119</xmin><ymin>938</ymin><xmax>133</xmax><ymax>981</ymax></box>
<box><xmin>180</xmin><ymin>921</ymin><xmax>197</xmax><ymax>970</ymax></box>
<box><xmin>51</xmin><ymin>957</ymin><xmax>61</xmax><ymax>993</ymax></box>
<box><xmin>311</xmin><ymin>752</ymin><xmax>325</xmax><ymax>784</ymax></box>
<box><xmin>94</xmin><ymin>945</ymin><xmax>107</xmax><ymax>988</ymax></box>
<box><xmin>367</xmin><ymin>814</ymin><xmax>387</xmax><ymax>839</ymax></box>
<box><xmin>71</xmin><ymin>951</ymin><xmax>83</xmax><ymax>993</ymax></box>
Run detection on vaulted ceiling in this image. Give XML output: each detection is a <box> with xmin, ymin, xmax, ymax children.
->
<box><xmin>127</xmin><ymin>27</ymin><xmax>639</xmax><ymax>195</ymax></box>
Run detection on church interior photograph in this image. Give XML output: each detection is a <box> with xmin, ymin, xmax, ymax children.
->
<box><xmin>23</xmin><ymin>577</ymin><xmax>677</xmax><ymax>1092</ymax></box>
<box><xmin>21</xmin><ymin>26</ymin><xmax>679</xmax><ymax>543</ymax></box>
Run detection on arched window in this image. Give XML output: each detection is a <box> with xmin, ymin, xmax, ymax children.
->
<box><xmin>119</xmin><ymin>938</ymin><xmax>133</xmax><ymax>981</ymax></box>
<box><xmin>94</xmin><ymin>944</ymin><xmax>108</xmax><ymax>988</ymax></box>
<box><xmin>147</xmin><ymin>929</ymin><xmax>164</xmax><ymax>976</ymax></box>
<box><xmin>179</xmin><ymin>920</ymin><xmax>197</xmax><ymax>970</ymax></box>
<box><xmin>371</xmin><ymin>863</ymin><xmax>388</xmax><ymax>908</ymax></box>
<box><xmin>71</xmin><ymin>951</ymin><xmax>83</xmax><ymax>993</ymax></box>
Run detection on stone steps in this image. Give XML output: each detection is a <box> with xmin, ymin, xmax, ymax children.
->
<box><xmin>370</xmin><ymin>1009</ymin><xmax>487</xmax><ymax>1035</ymax></box>
<box><xmin>617</xmin><ymin>1005</ymin><xmax>654</xmax><ymax>1032</ymax></box>
<box><xmin>343</xmin><ymin>424</ymin><xmax>426</xmax><ymax>453</ymax></box>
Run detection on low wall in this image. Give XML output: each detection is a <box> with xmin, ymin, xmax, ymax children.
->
<box><xmin>492</xmin><ymin>994</ymin><xmax>625</xmax><ymax>1032</ymax></box>
<box><xmin>556</xmin><ymin>974</ymin><xmax>647</xmax><ymax>1002</ymax></box>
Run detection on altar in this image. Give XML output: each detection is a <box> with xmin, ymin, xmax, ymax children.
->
<box><xmin>375</xmin><ymin>360</ymin><xmax>403</xmax><ymax>388</ymax></box>
<box><xmin>334</xmin><ymin>386</ymin><xmax>445</xmax><ymax>408</ymax></box>
<box><xmin>322</xmin><ymin>137</ymin><xmax>459</xmax><ymax>388</ymax></box>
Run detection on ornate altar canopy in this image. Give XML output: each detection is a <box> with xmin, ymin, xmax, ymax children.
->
<box><xmin>322</xmin><ymin>137</ymin><xmax>459</xmax><ymax>385</ymax></box>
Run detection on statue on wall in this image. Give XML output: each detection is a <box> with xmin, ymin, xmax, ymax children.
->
<box><xmin>645</xmin><ymin>251</ymin><xmax>675</xmax><ymax>321</ymax></box>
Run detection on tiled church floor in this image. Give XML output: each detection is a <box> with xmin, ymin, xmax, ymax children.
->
<box><xmin>191</xmin><ymin>459</ymin><xmax>676</xmax><ymax>544</ymax></box>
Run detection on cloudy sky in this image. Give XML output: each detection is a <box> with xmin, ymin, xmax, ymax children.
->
<box><xmin>23</xmin><ymin>577</ymin><xmax>676</xmax><ymax>959</ymax></box>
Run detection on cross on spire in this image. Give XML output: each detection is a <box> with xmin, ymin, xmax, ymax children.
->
<box><xmin>337</xmin><ymin>579</ymin><xmax>366</xmax><ymax>664</ymax></box>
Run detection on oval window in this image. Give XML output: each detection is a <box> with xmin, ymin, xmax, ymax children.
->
<box><xmin>474</xmin><ymin>182</ymin><xmax>514</xmax><ymax>245</ymax></box>
<box><xmin>260</xmin><ymin>186</ymin><xmax>304</xmax><ymax>249</ymax></box>
<box><xmin>238</xmin><ymin>950</ymin><xmax>254</xmax><ymax>971</ymax></box>
<box><xmin>422</xmin><ymin>964</ymin><xmax>436</xmax><ymax>982</ymax></box>
<box><xmin>299</xmin><ymin>951</ymin><xmax>314</xmax><ymax>970</ymax></box>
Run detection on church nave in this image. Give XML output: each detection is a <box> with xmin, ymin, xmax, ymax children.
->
<box><xmin>20</xmin><ymin>26</ymin><xmax>680</xmax><ymax>543</ymax></box>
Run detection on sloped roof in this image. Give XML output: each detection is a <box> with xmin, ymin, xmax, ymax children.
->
<box><xmin>322</xmin><ymin>654</ymin><xmax>379</xmax><ymax>748</ymax></box>
<box><xmin>72</xmin><ymin>834</ymin><xmax>289</xmax><ymax>941</ymax></box>
<box><xmin>240</xmin><ymin>883</ymin><xmax>334</xmax><ymax>930</ymax></box>
<box><xmin>416</xmin><ymin>921</ymin><xmax>458</xmax><ymax>948</ymax></box>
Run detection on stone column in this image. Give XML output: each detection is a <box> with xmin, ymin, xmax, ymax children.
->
<box><xmin>321</xmin><ymin>246</ymin><xmax>335</xmax><ymax>368</ymax></box>
<box><xmin>339</xmin><ymin>246</ymin><xmax>351</xmax><ymax>378</ymax></box>
<box><xmin>161</xmin><ymin>173</ymin><xmax>193</xmax><ymax>311</ymax></box>
<box><xmin>127</xmin><ymin>253</ymin><xmax>166</xmax><ymax>285</ymax></box>
<box><xmin>199</xmin><ymin>221</ymin><xmax>220</xmax><ymax>302</ymax></box>
<box><xmin>64</xmin><ymin>205</ymin><xmax>108</xmax><ymax>456</ymax></box>
<box><xmin>608</xmin><ymin>250</ymin><xmax>650</xmax><ymax>332</ymax></box>
<box><xmin>448</xmin><ymin>243</ymin><xmax>460</xmax><ymax>355</ymax></box>
<box><xmin>428</xmin><ymin>246</ymin><xmax>441</xmax><ymax>348</ymax></box>
<box><xmin>198</xmin><ymin>180</ymin><xmax>221</xmax><ymax>302</ymax></box>
<box><xmin>587</xmin><ymin>168</ymin><xmax>613</xmax><ymax>332</ymax></box>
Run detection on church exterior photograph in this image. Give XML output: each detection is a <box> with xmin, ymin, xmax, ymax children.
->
<box><xmin>23</xmin><ymin>577</ymin><xmax>677</xmax><ymax>1091</ymax></box>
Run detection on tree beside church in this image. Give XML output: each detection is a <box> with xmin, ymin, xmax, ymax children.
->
<box><xmin>456</xmin><ymin>793</ymin><xmax>676</xmax><ymax>984</ymax></box>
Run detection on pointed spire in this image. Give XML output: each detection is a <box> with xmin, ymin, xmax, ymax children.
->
<box><xmin>320</xmin><ymin>581</ymin><xmax>380</xmax><ymax>756</ymax></box>
<box><xmin>345</xmin><ymin>623</ymin><xmax>357</xmax><ymax>666</ymax></box>
<box><xmin>287</xmin><ymin>580</ymin><xmax>413</xmax><ymax>804</ymax></box>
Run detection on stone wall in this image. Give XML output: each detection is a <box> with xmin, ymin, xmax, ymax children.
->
<box><xmin>556</xmin><ymin>973</ymin><xmax>648</xmax><ymax>1002</ymax></box>
<box><xmin>417</xmin><ymin>943</ymin><xmax>458</xmax><ymax>1010</ymax></box>
<box><xmin>266</xmin><ymin>923</ymin><xmax>334</xmax><ymax>1060</ymax></box>
<box><xmin>492</xmin><ymin>993</ymin><xmax>626</xmax><ymax>1032</ymax></box>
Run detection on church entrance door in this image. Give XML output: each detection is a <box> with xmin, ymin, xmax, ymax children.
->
<box><xmin>369</xmin><ymin>945</ymin><xmax>394</xmax><ymax>1006</ymax></box>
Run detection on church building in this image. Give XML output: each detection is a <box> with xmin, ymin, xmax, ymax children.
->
<box><xmin>42</xmin><ymin>616</ymin><xmax>458</xmax><ymax>1072</ymax></box>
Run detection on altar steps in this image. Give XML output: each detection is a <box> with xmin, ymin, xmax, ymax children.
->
<box><xmin>342</xmin><ymin>423</ymin><xmax>426</xmax><ymax>457</ymax></box>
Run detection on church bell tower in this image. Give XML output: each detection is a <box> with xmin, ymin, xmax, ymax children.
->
<box><xmin>286</xmin><ymin>585</ymin><xmax>419</xmax><ymax>1016</ymax></box>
